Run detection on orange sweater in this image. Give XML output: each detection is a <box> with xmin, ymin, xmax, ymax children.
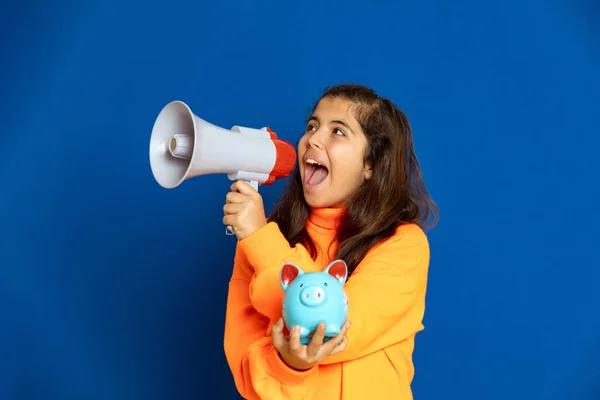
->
<box><xmin>223</xmin><ymin>207</ymin><xmax>430</xmax><ymax>400</ymax></box>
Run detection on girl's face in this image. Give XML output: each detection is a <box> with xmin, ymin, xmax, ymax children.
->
<box><xmin>298</xmin><ymin>97</ymin><xmax>372</xmax><ymax>208</ymax></box>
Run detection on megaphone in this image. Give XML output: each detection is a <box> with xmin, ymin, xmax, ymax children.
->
<box><xmin>149</xmin><ymin>100</ymin><xmax>297</xmax><ymax>235</ymax></box>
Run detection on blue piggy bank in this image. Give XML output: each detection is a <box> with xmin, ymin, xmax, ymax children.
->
<box><xmin>280</xmin><ymin>259</ymin><xmax>349</xmax><ymax>345</ymax></box>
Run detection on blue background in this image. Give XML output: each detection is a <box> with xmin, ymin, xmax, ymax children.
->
<box><xmin>1</xmin><ymin>0</ymin><xmax>599</xmax><ymax>399</ymax></box>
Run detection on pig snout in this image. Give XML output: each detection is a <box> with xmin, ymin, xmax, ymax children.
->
<box><xmin>300</xmin><ymin>285</ymin><xmax>326</xmax><ymax>307</ymax></box>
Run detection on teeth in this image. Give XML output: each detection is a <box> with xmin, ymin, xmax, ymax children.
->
<box><xmin>306</xmin><ymin>159</ymin><xmax>321</xmax><ymax>166</ymax></box>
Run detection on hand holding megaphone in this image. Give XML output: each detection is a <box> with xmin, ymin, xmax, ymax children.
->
<box><xmin>222</xmin><ymin>179</ymin><xmax>268</xmax><ymax>240</ymax></box>
<box><xmin>149</xmin><ymin>100</ymin><xmax>297</xmax><ymax>235</ymax></box>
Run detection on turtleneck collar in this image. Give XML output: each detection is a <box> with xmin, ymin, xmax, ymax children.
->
<box><xmin>308</xmin><ymin>207</ymin><xmax>345</xmax><ymax>231</ymax></box>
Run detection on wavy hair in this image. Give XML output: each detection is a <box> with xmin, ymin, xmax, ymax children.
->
<box><xmin>268</xmin><ymin>84</ymin><xmax>439</xmax><ymax>276</ymax></box>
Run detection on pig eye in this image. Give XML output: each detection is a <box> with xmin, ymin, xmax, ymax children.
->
<box><xmin>324</xmin><ymin>283</ymin><xmax>328</xmax><ymax>286</ymax></box>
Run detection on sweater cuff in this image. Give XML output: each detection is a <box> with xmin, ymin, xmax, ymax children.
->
<box><xmin>238</xmin><ymin>222</ymin><xmax>292</xmax><ymax>273</ymax></box>
<box><xmin>265</xmin><ymin>345</ymin><xmax>317</xmax><ymax>385</ymax></box>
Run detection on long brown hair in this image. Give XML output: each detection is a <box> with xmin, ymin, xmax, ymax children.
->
<box><xmin>268</xmin><ymin>84</ymin><xmax>439</xmax><ymax>276</ymax></box>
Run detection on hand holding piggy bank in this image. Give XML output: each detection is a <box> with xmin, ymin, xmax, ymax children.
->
<box><xmin>279</xmin><ymin>260</ymin><xmax>349</xmax><ymax>345</ymax></box>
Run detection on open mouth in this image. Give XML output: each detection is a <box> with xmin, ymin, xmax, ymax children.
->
<box><xmin>304</xmin><ymin>159</ymin><xmax>329</xmax><ymax>187</ymax></box>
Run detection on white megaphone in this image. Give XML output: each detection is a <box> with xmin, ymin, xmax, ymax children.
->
<box><xmin>149</xmin><ymin>100</ymin><xmax>297</xmax><ymax>235</ymax></box>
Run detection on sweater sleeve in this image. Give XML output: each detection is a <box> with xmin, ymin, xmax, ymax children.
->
<box><xmin>223</xmin><ymin>241</ymin><xmax>321</xmax><ymax>400</ymax></box>
<box><xmin>238</xmin><ymin>222</ymin><xmax>322</xmax><ymax>323</ymax></box>
<box><xmin>236</xmin><ymin>221</ymin><xmax>430</xmax><ymax>363</ymax></box>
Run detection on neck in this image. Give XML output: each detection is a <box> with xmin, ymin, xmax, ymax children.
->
<box><xmin>308</xmin><ymin>207</ymin><xmax>344</xmax><ymax>231</ymax></box>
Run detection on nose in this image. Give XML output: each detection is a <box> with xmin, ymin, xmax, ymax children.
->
<box><xmin>300</xmin><ymin>286</ymin><xmax>326</xmax><ymax>307</ymax></box>
<box><xmin>307</xmin><ymin>128</ymin><xmax>326</xmax><ymax>149</ymax></box>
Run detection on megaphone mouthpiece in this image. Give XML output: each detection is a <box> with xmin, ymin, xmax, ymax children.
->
<box><xmin>169</xmin><ymin>134</ymin><xmax>194</xmax><ymax>160</ymax></box>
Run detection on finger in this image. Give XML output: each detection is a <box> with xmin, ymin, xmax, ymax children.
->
<box><xmin>232</xmin><ymin>180</ymin><xmax>259</xmax><ymax>197</ymax></box>
<box><xmin>329</xmin><ymin>335</ymin><xmax>348</xmax><ymax>356</ymax></box>
<box><xmin>271</xmin><ymin>318</ymin><xmax>287</xmax><ymax>351</ymax></box>
<box><xmin>223</xmin><ymin>203</ymin><xmax>244</xmax><ymax>215</ymax></box>
<box><xmin>225</xmin><ymin>191</ymin><xmax>248</xmax><ymax>204</ymax></box>
<box><xmin>341</xmin><ymin>320</ymin><xmax>351</xmax><ymax>335</ymax></box>
<box><xmin>306</xmin><ymin>323</ymin><xmax>326</xmax><ymax>358</ymax></box>
<box><xmin>230</xmin><ymin>180</ymin><xmax>242</xmax><ymax>192</ymax></box>
<box><xmin>323</xmin><ymin>321</ymin><xmax>350</xmax><ymax>354</ymax></box>
<box><xmin>222</xmin><ymin>215</ymin><xmax>238</xmax><ymax>228</ymax></box>
<box><xmin>288</xmin><ymin>325</ymin><xmax>302</xmax><ymax>354</ymax></box>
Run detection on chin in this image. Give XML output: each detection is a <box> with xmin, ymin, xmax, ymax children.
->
<box><xmin>303</xmin><ymin>190</ymin><xmax>325</xmax><ymax>208</ymax></box>
<box><xmin>302</xmin><ymin>189</ymin><xmax>340</xmax><ymax>209</ymax></box>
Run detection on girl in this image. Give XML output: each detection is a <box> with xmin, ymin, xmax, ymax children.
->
<box><xmin>222</xmin><ymin>84</ymin><xmax>438</xmax><ymax>399</ymax></box>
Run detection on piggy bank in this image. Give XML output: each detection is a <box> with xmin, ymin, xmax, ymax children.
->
<box><xmin>280</xmin><ymin>259</ymin><xmax>349</xmax><ymax>345</ymax></box>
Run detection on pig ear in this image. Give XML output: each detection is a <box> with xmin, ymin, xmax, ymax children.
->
<box><xmin>325</xmin><ymin>260</ymin><xmax>348</xmax><ymax>285</ymax></box>
<box><xmin>280</xmin><ymin>263</ymin><xmax>303</xmax><ymax>290</ymax></box>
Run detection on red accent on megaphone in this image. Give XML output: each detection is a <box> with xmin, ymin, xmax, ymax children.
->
<box><xmin>261</xmin><ymin>132</ymin><xmax>297</xmax><ymax>185</ymax></box>
<box><xmin>265</xmin><ymin>127</ymin><xmax>278</xmax><ymax>140</ymax></box>
<box><xmin>271</xmin><ymin>138</ymin><xmax>297</xmax><ymax>177</ymax></box>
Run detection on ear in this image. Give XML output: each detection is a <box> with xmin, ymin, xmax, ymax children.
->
<box><xmin>324</xmin><ymin>260</ymin><xmax>348</xmax><ymax>285</ymax></box>
<box><xmin>280</xmin><ymin>263</ymin><xmax>303</xmax><ymax>291</ymax></box>
<box><xmin>363</xmin><ymin>162</ymin><xmax>373</xmax><ymax>180</ymax></box>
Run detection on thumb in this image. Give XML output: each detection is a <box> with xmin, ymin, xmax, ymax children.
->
<box><xmin>271</xmin><ymin>318</ymin><xmax>286</xmax><ymax>351</ymax></box>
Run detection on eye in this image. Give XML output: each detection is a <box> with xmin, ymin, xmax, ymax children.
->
<box><xmin>306</xmin><ymin>124</ymin><xmax>316</xmax><ymax>132</ymax></box>
<box><xmin>324</xmin><ymin>282</ymin><xmax>328</xmax><ymax>286</ymax></box>
<box><xmin>333</xmin><ymin>128</ymin><xmax>345</xmax><ymax>136</ymax></box>
<box><xmin>300</xmin><ymin>283</ymin><xmax>303</xmax><ymax>287</ymax></box>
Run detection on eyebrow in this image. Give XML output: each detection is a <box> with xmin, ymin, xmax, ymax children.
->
<box><xmin>308</xmin><ymin>116</ymin><xmax>355</xmax><ymax>135</ymax></box>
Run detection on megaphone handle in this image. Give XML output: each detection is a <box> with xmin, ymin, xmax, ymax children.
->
<box><xmin>226</xmin><ymin>180</ymin><xmax>259</xmax><ymax>236</ymax></box>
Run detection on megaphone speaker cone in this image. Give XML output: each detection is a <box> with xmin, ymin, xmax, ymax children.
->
<box><xmin>149</xmin><ymin>101</ymin><xmax>195</xmax><ymax>189</ymax></box>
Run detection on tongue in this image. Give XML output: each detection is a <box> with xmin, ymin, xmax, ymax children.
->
<box><xmin>308</xmin><ymin>166</ymin><xmax>328</xmax><ymax>186</ymax></box>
